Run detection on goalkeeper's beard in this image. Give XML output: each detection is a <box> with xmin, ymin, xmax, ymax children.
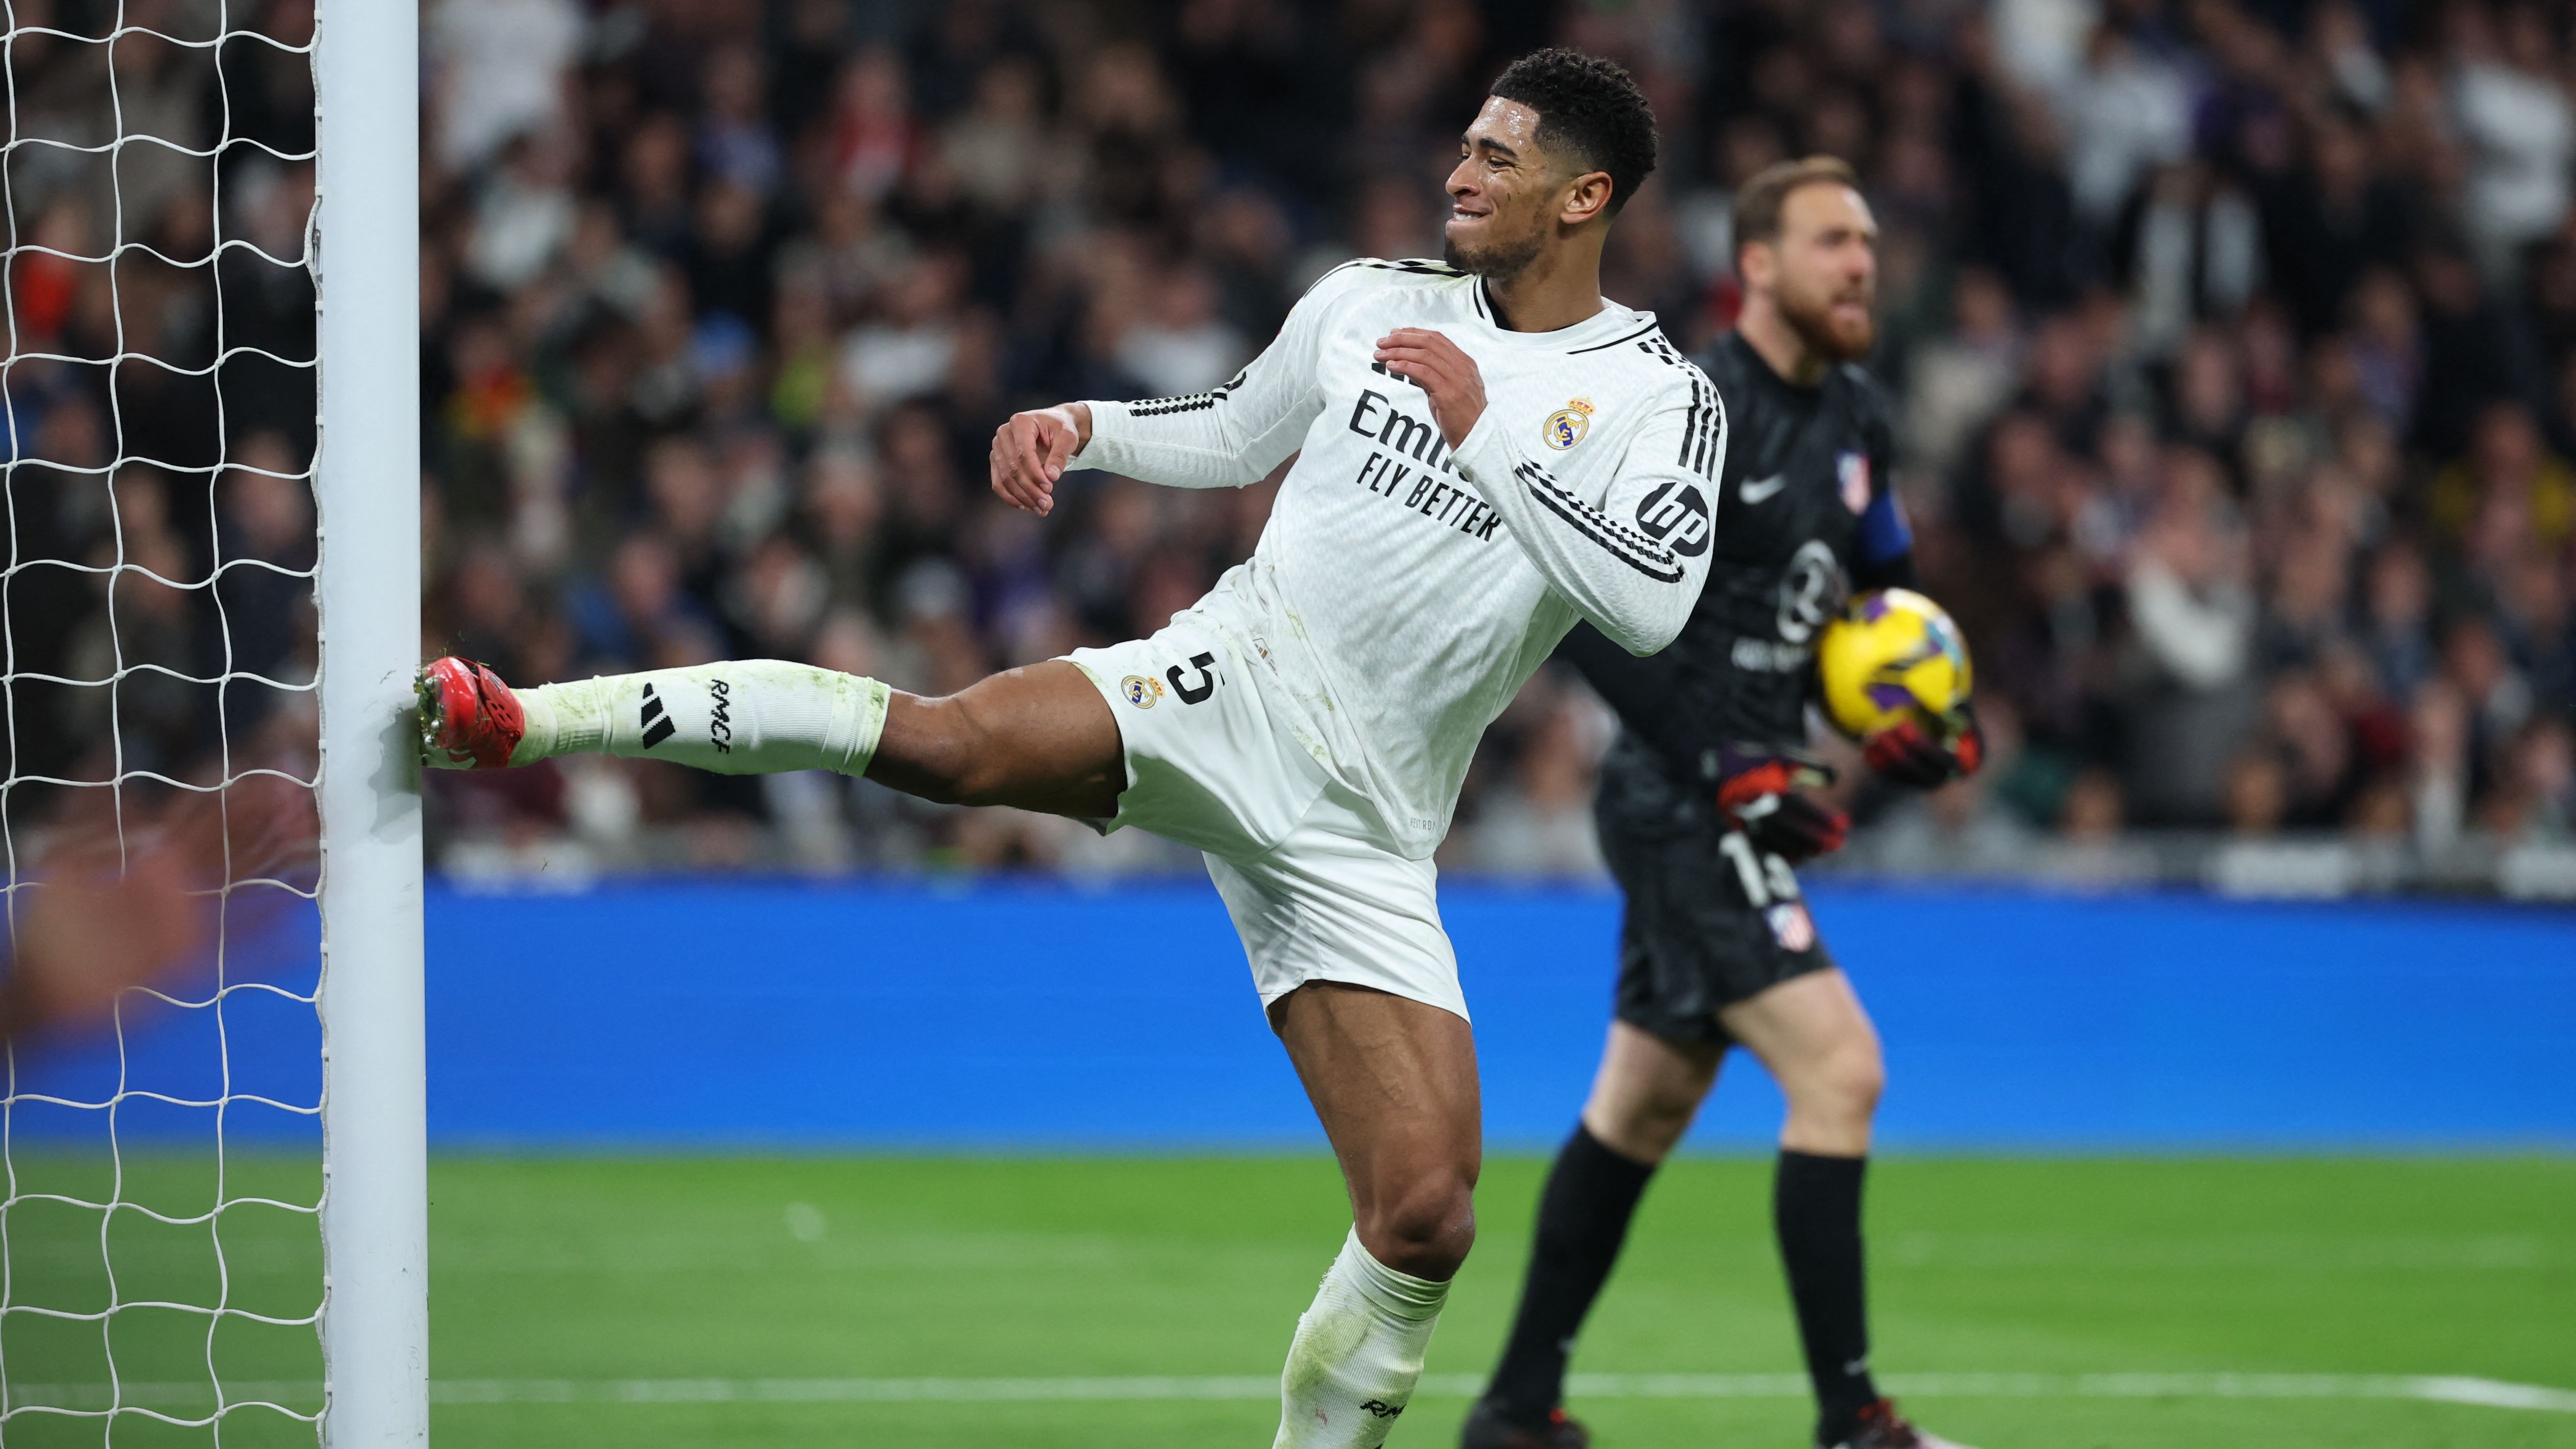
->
<box><xmin>1774</xmin><ymin>280</ymin><xmax>1876</xmax><ymax>363</ymax></box>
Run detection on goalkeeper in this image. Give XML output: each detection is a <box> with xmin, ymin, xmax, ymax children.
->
<box><xmin>424</xmin><ymin>51</ymin><xmax>1717</xmax><ymax>1449</ymax></box>
<box><xmin>1458</xmin><ymin>158</ymin><xmax>1982</xmax><ymax>1449</ymax></box>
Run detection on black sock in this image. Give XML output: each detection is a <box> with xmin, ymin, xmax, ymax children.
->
<box><xmin>1775</xmin><ymin>1150</ymin><xmax>1878</xmax><ymax>1444</ymax></box>
<box><xmin>1484</xmin><ymin>1124</ymin><xmax>1658</xmax><ymax>1423</ymax></box>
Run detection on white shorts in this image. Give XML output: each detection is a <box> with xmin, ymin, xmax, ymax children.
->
<box><xmin>1062</xmin><ymin>616</ymin><xmax>1468</xmax><ymax>1022</ymax></box>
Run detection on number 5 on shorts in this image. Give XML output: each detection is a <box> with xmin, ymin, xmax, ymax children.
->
<box><xmin>1166</xmin><ymin>652</ymin><xmax>1218</xmax><ymax>704</ymax></box>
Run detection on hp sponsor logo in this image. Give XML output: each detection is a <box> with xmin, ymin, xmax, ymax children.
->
<box><xmin>1634</xmin><ymin>480</ymin><xmax>1712</xmax><ymax>558</ymax></box>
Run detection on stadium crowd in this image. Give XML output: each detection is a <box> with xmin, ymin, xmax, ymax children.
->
<box><xmin>425</xmin><ymin>0</ymin><xmax>2576</xmax><ymax>880</ymax></box>
<box><xmin>5</xmin><ymin>0</ymin><xmax>2572</xmax><ymax>884</ymax></box>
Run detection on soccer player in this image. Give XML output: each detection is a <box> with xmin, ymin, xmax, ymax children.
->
<box><xmin>1458</xmin><ymin>157</ymin><xmax>1983</xmax><ymax>1449</ymax></box>
<box><xmin>422</xmin><ymin>50</ymin><xmax>1721</xmax><ymax>1448</ymax></box>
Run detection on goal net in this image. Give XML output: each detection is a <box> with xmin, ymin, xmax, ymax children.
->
<box><xmin>0</xmin><ymin>2</ymin><xmax>424</xmax><ymax>1444</ymax></box>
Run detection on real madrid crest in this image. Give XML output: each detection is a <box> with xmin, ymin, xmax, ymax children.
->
<box><xmin>1543</xmin><ymin>397</ymin><xmax>1594</xmax><ymax>450</ymax></box>
<box><xmin>1120</xmin><ymin>674</ymin><xmax>1164</xmax><ymax>708</ymax></box>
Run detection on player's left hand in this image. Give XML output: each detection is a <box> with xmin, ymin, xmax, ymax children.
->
<box><xmin>1373</xmin><ymin>328</ymin><xmax>1486</xmax><ymax>447</ymax></box>
<box><xmin>1864</xmin><ymin>706</ymin><xmax>1986</xmax><ymax>789</ymax></box>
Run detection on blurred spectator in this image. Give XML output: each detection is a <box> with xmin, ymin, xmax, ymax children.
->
<box><xmin>2447</xmin><ymin>1</ymin><xmax>2574</xmax><ymax>280</ymax></box>
<box><xmin>1113</xmin><ymin>267</ymin><xmax>1250</xmax><ymax>398</ymax></box>
<box><xmin>428</xmin><ymin>0</ymin><xmax>583</xmax><ymax>171</ymax></box>
<box><xmin>1903</xmin><ymin>268</ymin><xmax>2024</xmax><ymax>475</ymax></box>
<box><xmin>1462</xmin><ymin>680</ymin><xmax>1611</xmax><ymax>879</ymax></box>
<box><xmin>2057</xmin><ymin>27</ymin><xmax>2192</xmax><ymax>229</ymax></box>
<box><xmin>2122</xmin><ymin>446</ymin><xmax>2260</xmax><ymax>822</ymax></box>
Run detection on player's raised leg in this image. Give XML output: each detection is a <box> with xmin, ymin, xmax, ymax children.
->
<box><xmin>418</xmin><ymin>655</ymin><xmax>1124</xmax><ymax>820</ymax></box>
<box><xmin>1270</xmin><ymin>982</ymin><xmax>1480</xmax><ymax>1448</ymax></box>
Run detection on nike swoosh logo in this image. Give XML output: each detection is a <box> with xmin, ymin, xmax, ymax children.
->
<box><xmin>1740</xmin><ymin>474</ymin><xmax>1788</xmax><ymax>503</ymax></box>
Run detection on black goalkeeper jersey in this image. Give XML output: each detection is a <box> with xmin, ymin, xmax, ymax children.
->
<box><xmin>1558</xmin><ymin>331</ymin><xmax>1915</xmax><ymax>792</ymax></box>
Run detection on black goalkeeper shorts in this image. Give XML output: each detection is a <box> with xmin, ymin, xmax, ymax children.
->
<box><xmin>1594</xmin><ymin>760</ymin><xmax>1836</xmax><ymax>1049</ymax></box>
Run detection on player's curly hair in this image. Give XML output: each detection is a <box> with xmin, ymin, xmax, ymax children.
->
<box><xmin>1488</xmin><ymin>48</ymin><xmax>1659</xmax><ymax>216</ymax></box>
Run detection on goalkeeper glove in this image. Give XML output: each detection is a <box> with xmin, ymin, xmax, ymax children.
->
<box><xmin>1864</xmin><ymin>706</ymin><xmax>1986</xmax><ymax>789</ymax></box>
<box><xmin>1715</xmin><ymin>746</ymin><xmax>1849</xmax><ymax>862</ymax></box>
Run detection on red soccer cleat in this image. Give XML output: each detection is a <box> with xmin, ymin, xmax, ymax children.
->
<box><xmin>418</xmin><ymin>657</ymin><xmax>526</xmax><ymax>770</ymax></box>
<box><xmin>1825</xmin><ymin>1398</ymin><xmax>1978</xmax><ymax>1449</ymax></box>
<box><xmin>1460</xmin><ymin>1398</ymin><xmax>1589</xmax><ymax>1448</ymax></box>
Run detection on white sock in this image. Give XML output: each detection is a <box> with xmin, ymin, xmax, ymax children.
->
<box><xmin>516</xmin><ymin>662</ymin><xmax>891</xmax><ymax>776</ymax></box>
<box><xmin>1274</xmin><ymin>1229</ymin><xmax>1450</xmax><ymax>1449</ymax></box>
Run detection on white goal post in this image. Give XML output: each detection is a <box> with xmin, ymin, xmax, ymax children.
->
<box><xmin>314</xmin><ymin>0</ymin><xmax>428</xmax><ymax>1442</ymax></box>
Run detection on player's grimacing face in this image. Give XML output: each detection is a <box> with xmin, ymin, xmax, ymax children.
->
<box><xmin>1753</xmin><ymin>182</ymin><xmax>1879</xmax><ymax>362</ymax></box>
<box><xmin>1442</xmin><ymin>96</ymin><xmax>1558</xmax><ymax>278</ymax></box>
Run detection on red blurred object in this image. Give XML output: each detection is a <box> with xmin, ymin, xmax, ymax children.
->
<box><xmin>14</xmin><ymin>251</ymin><xmax>76</xmax><ymax>342</ymax></box>
<box><xmin>1702</xmin><ymin>274</ymin><xmax>1742</xmax><ymax>334</ymax></box>
<box><xmin>2</xmin><ymin>769</ymin><xmax>317</xmax><ymax>1042</ymax></box>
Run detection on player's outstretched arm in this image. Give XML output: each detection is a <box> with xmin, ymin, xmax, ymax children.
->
<box><xmin>988</xmin><ymin>269</ymin><xmax>1364</xmax><ymax>513</ymax></box>
<box><xmin>1377</xmin><ymin>327</ymin><xmax>1716</xmax><ymax>654</ymax></box>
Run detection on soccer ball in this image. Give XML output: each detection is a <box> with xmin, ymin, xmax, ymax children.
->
<box><xmin>1815</xmin><ymin>588</ymin><xmax>1973</xmax><ymax>739</ymax></box>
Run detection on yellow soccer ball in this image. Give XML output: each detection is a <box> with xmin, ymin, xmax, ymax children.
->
<box><xmin>1816</xmin><ymin>588</ymin><xmax>1974</xmax><ymax>739</ymax></box>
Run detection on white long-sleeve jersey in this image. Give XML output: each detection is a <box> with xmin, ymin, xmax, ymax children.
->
<box><xmin>1070</xmin><ymin>258</ymin><xmax>1725</xmax><ymax>857</ymax></box>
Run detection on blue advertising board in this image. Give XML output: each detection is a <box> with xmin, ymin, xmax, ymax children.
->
<box><xmin>16</xmin><ymin>880</ymin><xmax>2574</xmax><ymax>1149</ymax></box>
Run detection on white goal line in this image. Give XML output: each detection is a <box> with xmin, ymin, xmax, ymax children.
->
<box><xmin>8</xmin><ymin>1372</ymin><xmax>2572</xmax><ymax>1414</ymax></box>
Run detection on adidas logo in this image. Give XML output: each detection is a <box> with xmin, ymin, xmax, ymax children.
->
<box><xmin>638</xmin><ymin>683</ymin><xmax>675</xmax><ymax>750</ymax></box>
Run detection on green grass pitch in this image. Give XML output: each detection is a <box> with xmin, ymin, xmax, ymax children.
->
<box><xmin>4</xmin><ymin>1153</ymin><xmax>2570</xmax><ymax>1446</ymax></box>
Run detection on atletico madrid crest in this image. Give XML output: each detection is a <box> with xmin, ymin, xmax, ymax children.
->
<box><xmin>1837</xmin><ymin>451</ymin><xmax>1870</xmax><ymax>514</ymax></box>
<box><xmin>1766</xmin><ymin>902</ymin><xmax>1816</xmax><ymax>952</ymax></box>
